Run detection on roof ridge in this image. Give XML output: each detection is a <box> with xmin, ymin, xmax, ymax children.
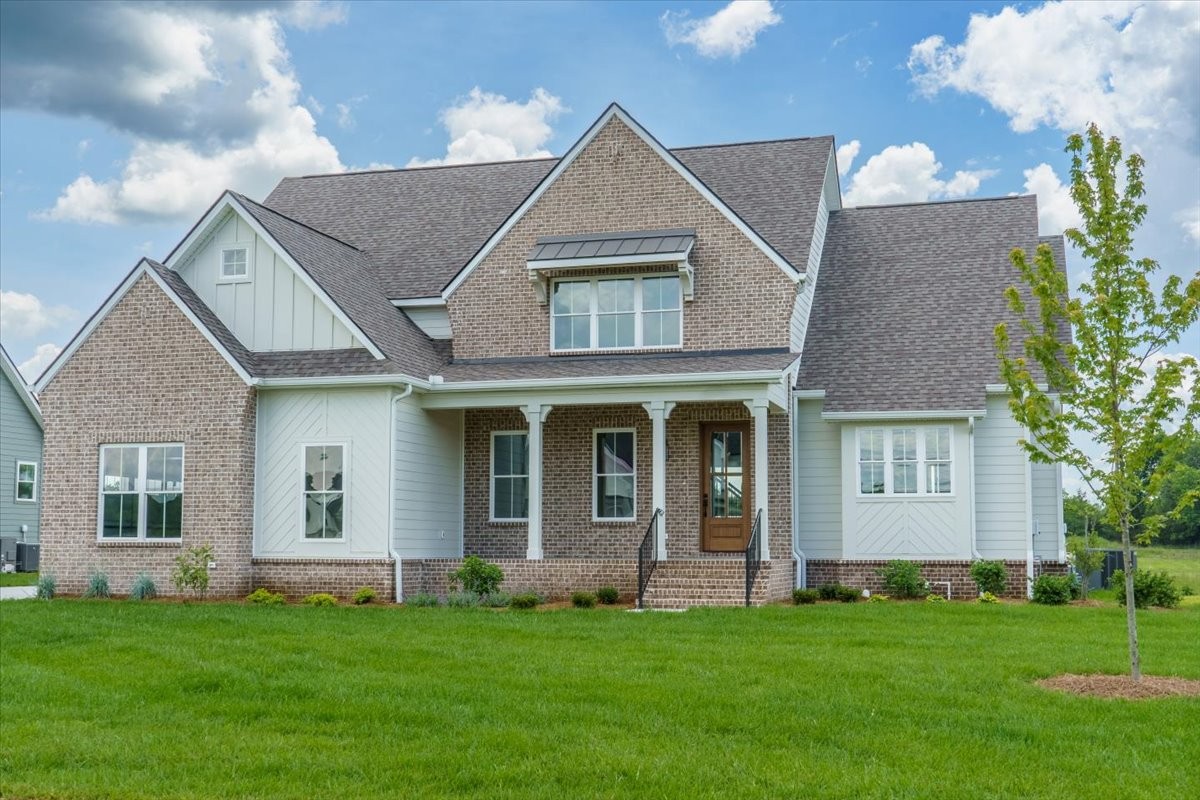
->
<box><xmin>288</xmin><ymin>156</ymin><xmax>561</xmax><ymax>180</ymax></box>
<box><xmin>232</xmin><ymin>192</ymin><xmax>364</xmax><ymax>253</ymax></box>
<box><xmin>672</xmin><ymin>134</ymin><xmax>834</xmax><ymax>152</ymax></box>
<box><xmin>837</xmin><ymin>194</ymin><xmax>1034</xmax><ymax>212</ymax></box>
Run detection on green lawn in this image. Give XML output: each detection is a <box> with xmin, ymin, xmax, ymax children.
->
<box><xmin>1134</xmin><ymin>546</ymin><xmax>1200</xmax><ymax>591</ymax></box>
<box><xmin>2</xmin><ymin>601</ymin><xmax>1197</xmax><ymax>800</ymax></box>
<box><xmin>0</xmin><ymin>571</ymin><xmax>37</xmax><ymax>587</ymax></box>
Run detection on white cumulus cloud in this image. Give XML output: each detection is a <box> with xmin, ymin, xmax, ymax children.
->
<box><xmin>0</xmin><ymin>291</ymin><xmax>76</xmax><ymax>339</ymax></box>
<box><xmin>661</xmin><ymin>0</ymin><xmax>781</xmax><ymax>60</ymax></box>
<box><xmin>18</xmin><ymin>343</ymin><xmax>62</xmax><ymax>383</ymax></box>
<box><xmin>842</xmin><ymin>142</ymin><xmax>996</xmax><ymax>207</ymax></box>
<box><xmin>1022</xmin><ymin>163</ymin><xmax>1083</xmax><ymax>236</ymax></box>
<box><xmin>835</xmin><ymin>140</ymin><xmax>860</xmax><ymax>178</ymax></box>
<box><xmin>407</xmin><ymin>88</ymin><xmax>566</xmax><ymax>168</ymax></box>
<box><xmin>1174</xmin><ymin>204</ymin><xmax>1200</xmax><ymax>244</ymax></box>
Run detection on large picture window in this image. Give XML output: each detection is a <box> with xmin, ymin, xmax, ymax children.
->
<box><xmin>99</xmin><ymin>445</ymin><xmax>184</xmax><ymax>539</ymax></box>
<box><xmin>857</xmin><ymin>427</ymin><xmax>953</xmax><ymax>496</ymax></box>
<box><xmin>552</xmin><ymin>275</ymin><xmax>681</xmax><ymax>352</ymax></box>
<box><xmin>594</xmin><ymin>429</ymin><xmax>636</xmax><ymax>520</ymax></box>
<box><xmin>303</xmin><ymin>444</ymin><xmax>345</xmax><ymax>539</ymax></box>
<box><xmin>491</xmin><ymin>432</ymin><xmax>529</xmax><ymax>521</ymax></box>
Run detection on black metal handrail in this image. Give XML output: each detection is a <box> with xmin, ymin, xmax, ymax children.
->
<box><xmin>637</xmin><ymin>508</ymin><xmax>663</xmax><ymax>609</ymax></box>
<box><xmin>745</xmin><ymin>509</ymin><xmax>763</xmax><ymax>606</ymax></box>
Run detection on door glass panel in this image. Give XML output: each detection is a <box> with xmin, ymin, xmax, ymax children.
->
<box><xmin>709</xmin><ymin>431</ymin><xmax>745</xmax><ymax>519</ymax></box>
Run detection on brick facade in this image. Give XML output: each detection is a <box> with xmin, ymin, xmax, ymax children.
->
<box><xmin>446</xmin><ymin>116</ymin><xmax>798</xmax><ymax>358</ymax></box>
<box><xmin>39</xmin><ymin>275</ymin><xmax>257</xmax><ymax>598</ymax></box>
<box><xmin>402</xmin><ymin>558</ymin><xmax>638</xmax><ymax>601</ymax></box>
<box><xmin>805</xmin><ymin>559</ymin><xmax>1069</xmax><ymax>599</ymax></box>
<box><xmin>251</xmin><ymin>557</ymin><xmax>394</xmax><ymax>601</ymax></box>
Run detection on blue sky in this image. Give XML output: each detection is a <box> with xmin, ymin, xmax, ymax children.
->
<box><xmin>2</xmin><ymin>0</ymin><xmax>1197</xmax><ymax>399</ymax></box>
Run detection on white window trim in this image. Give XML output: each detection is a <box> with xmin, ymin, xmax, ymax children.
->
<box><xmin>96</xmin><ymin>444</ymin><xmax>186</xmax><ymax>541</ymax></box>
<box><xmin>299</xmin><ymin>442</ymin><xmax>349</xmax><ymax>542</ymax></box>
<box><xmin>15</xmin><ymin>460</ymin><xmax>37</xmax><ymax>503</ymax></box>
<box><xmin>551</xmin><ymin>274</ymin><xmax>682</xmax><ymax>354</ymax></box>
<box><xmin>593</xmin><ymin>427</ymin><xmax>637</xmax><ymax>522</ymax></box>
<box><xmin>489</xmin><ymin>431</ymin><xmax>529</xmax><ymax>522</ymax></box>
<box><xmin>217</xmin><ymin>244</ymin><xmax>253</xmax><ymax>284</ymax></box>
<box><xmin>856</xmin><ymin>426</ymin><xmax>954</xmax><ymax>498</ymax></box>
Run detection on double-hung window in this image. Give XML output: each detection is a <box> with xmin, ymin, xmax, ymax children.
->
<box><xmin>99</xmin><ymin>445</ymin><xmax>184</xmax><ymax>539</ymax></box>
<box><xmin>857</xmin><ymin>427</ymin><xmax>953</xmax><ymax>496</ymax></box>
<box><xmin>552</xmin><ymin>276</ymin><xmax>681</xmax><ymax>351</ymax></box>
<box><xmin>594</xmin><ymin>430</ymin><xmax>636</xmax><ymax>520</ymax></box>
<box><xmin>15</xmin><ymin>461</ymin><xmax>38</xmax><ymax>502</ymax></box>
<box><xmin>303</xmin><ymin>445</ymin><xmax>345</xmax><ymax>539</ymax></box>
<box><xmin>491</xmin><ymin>432</ymin><xmax>529</xmax><ymax>521</ymax></box>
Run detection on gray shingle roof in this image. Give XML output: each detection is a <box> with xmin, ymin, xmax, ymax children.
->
<box><xmin>264</xmin><ymin>137</ymin><xmax>832</xmax><ymax>299</ymax></box>
<box><xmin>437</xmin><ymin>348</ymin><xmax>796</xmax><ymax>383</ymax></box>
<box><xmin>795</xmin><ymin>195</ymin><xmax>1055</xmax><ymax>413</ymax></box>
<box><xmin>528</xmin><ymin>228</ymin><xmax>695</xmax><ymax>262</ymax></box>
<box><xmin>147</xmin><ymin>259</ymin><xmax>258</xmax><ymax>373</ymax></box>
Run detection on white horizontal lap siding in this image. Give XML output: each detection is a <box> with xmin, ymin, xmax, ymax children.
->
<box><xmin>392</xmin><ymin>401</ymin><xmax>463</xmax><ymax>558</ymax></box>
<box><xmin>0</xmin><ymin>376</ymin><xmax>43</xmax><ymax>542</ymax></box>
<box><xmin>255</xmin><ymin>388</ymin><xmax>391</xmax><ymax>558</ymax></box>
<box><xmin>1031</xmin><ymin>459</ymin><xmax>1063</xmax><ymax>560</ymax></box>
<box><xmin>794</xmin><ymin>399</ymin><xmax>843</xmax><ymax>558</ymax></box>
<box><xmin>177</xmin><ymin>213</ymin><xmax>358</xmax><ymax>352</ymax></box>
<box><xmin>973</xmin><ymin>395</ymin><xmax>1030</xmax><ymax>559</ymax></box>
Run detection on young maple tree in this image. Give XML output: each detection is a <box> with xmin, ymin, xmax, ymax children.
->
<box><xmin>995</xmin><ymin>124</ymin><xmax>1200</xmax><ymax>681</ymax></box>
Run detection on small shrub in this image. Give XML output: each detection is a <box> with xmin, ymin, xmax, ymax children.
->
<box><xmin>129</xmin><ymin>572</ymin><xmax>157</xmax><ymax>601</ymax></box>
<box><xmin>480</xmin><ymin>592</ymin><xmax>511</xmax><ymax>608</ymax></box>
<box><xmin>246</xmin><ymin>588</ymin><xmax>285</xmax><ymax>605</ymax></box>
<box><xmin>925</xmin><ymin>593</ymin><xmax>947</xmax><ymax>604</ymax></box>
<box><xmin>867</xmin><ymin>594</ymin><xmax>890</xmax><ymax>603</ymax></box>
<box><xmin>792</xmin><ymin>588</ymin><xmax>820</xmax><ymax>605</ymax></box>
<box><xmin>571</xmin><ymin>591</ymin><xmax>597</xmax><ymax>608</ymax></box>
<box><xmin>407</xmin><ymin>592</ymin><xmax>440</xmax><ymax>607</ymax></box>
<box><xmin>1112</xmin><ymin>569</ymin><xmax>1182</xmax><ymax>609</ymax></box>
<box><xmin>978</xmin><ymin>592</ymin><xmax>999</xmax><ymax>604</ymax></box>
<box><xmin>509</xmin><ymin>592</ymin><xmax>541</xmax><ymax>610</ymax></box>
<box><xmin>834</xmin><ymin>585</ymin><xmax>861</xmax><ymax>603</ymax></box>
<box><xmin>353</xmin><ymin>586</ymin><xmax>377</xmax><ymax>605</ymax></box>
<box><xmin>449</xmin><ymin>556</ymin><xmax>504</xmax><ymax>596</ymax></box>
<box><xmin>596</xmin><ymin>586</ymin><xmax>620</xmax><ymax>605</ymax></box>
<box><xmin>36</xmin><ymin>573</ymin><xmax>56</xmax><ymax>600</ymax></box>
<box><xmin>1065</xmin><ymin>533</ymin><xmax>1104</xmax><ymax>599</ymax></box>
<box><xmin>83</xmin><ymin>570</ymin><xmax>110</xmax><ymax>599</ymax></box>
<box><xmin>818</xmin><ymin>584</ymin><xmax>840</xmax><ymax>600</ymax></box>
<box><xmin>447</xmin><ymin>591</ymin><xmax>481</xmax><ymax>608</ymax></box>
<box><xmin>876</xmin><ymin>560</ymin><xmax>927</xmax><ymax>598</ymax></box>
<box><xmin>1031</xmin><ymin>574</ymin><xmax>1072</xmax><ymax>605</ymax></box>
<box><xmin>969</xmin><ymin>560</ymin><xmax>1008</xmax><ymax>596</ymax></box>
<box><xmin>302</xmin><ymin>593</ymin><xmax>338</xmax><ymax>607</ymax></box>
<box><xmin>172</xmin><ymin>544</ymin><xmax>213</xmax><ymax>597</ymax></box>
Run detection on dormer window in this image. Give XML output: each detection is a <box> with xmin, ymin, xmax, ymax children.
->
<box><xmin>220</xmin><ymin>246</ymin><xmax>249</xmax><ymax>281</ymax></box>
<box><xmin>551</xmin><ymin>275</ymin><xmax>682</xmax><ymax>352</ymax></box>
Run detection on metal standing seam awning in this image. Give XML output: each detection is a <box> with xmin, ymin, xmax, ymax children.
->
<box><xmin>525</xmin><ymin>228</ymin><xmax>696</xmax><ymax>303</ymax></box>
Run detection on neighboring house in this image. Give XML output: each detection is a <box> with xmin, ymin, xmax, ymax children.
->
<box><xmin>34</xmin><ymin>104</ymin><xmax>1066</xmax><ymax>606</ymax></box>
<box><xmin>1</xmin><ymin>344</ymin><xmax>44</xmax><ymax>553</ymax></box>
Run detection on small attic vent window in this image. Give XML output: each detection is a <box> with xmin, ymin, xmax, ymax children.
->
<box><xmin>220</xmin><ymin>246</ymin><xmax>249</xmax><ymax>280</ymax></box>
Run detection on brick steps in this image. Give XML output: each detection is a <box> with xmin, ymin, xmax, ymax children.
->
<box><xmin>642</xmin><ymin>560</ymin><xmax>771</xmax><ymax>609</ymax></box>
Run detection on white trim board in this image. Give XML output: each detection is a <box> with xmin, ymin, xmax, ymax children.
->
<box><xmin>0</xmin><ymin>344</ymin><xmax>43</xmax><ymax>427</ymax></box>
<box><xmin>34</xmin><ymin>260</ymin><xmax>255</xmax><ymax>393</ymax></box>
<box><xmin>164</xmin><ymin>192</ymin><xmax>386</xmax><ymax>361</ymax></box>
<box><xmin>440</xmin><ymin>104</ymin><xmax>802</xmax><ymax>300</ymax></box>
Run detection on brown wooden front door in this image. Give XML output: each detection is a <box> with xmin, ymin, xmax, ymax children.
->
<box><xmin>700</xmin><ymin>422</ymin><xmax>752</xmax><ymax>552</ymax></box>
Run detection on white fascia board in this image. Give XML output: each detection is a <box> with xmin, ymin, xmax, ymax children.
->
<box><xmin>165</xmin><ymin>191</ymin><xmax>386</xmax><ymax>361</ymax></box>
<box><xmin>821</xmin><ymin>409</ymin><xmax>986</xmax><ymax>421</ymax></box>
<box><xmin>420</xmin><ymin>381</ymin><xmax>779</xmax><ymax>411</ymax></box>
<box><xmin>0</xmin><ymin>346</ymin><xmax>42</xmax><ymax>427</ymax></box>
<box><xmin>257</xmin><ymin>374</ymin><xmax>429</xmax><ymax>390</ymax></box>
<box><xmin>526</xmin><ymin>250</ymin><xmax>690</xmax><ymax>272</ymax></box>
<box><xmin>986</xmin><ymin>383</ymin><xmax>1051</xmax><ymax>393</ymax></box>
<box><xmin>34</xmin><ymin>261</ymin><xmax>254</xmax><ymax>393</ymax></box>
<box><xmin>791</xmin><ymin>389</ymin><xmax>826</xmax><ymax>399</ymax></box>
<box><xmin>441</xmin><ymin>104</ymin><xmax>801</xmax><ymax>300</ymax></box>
<box><xmin>428</xmin><ymin>368</ymin><xmax>785</xmax><ymax>393</ymax></box>
<box><xmin>392</xmin><ymin>297</ymin><xmax>446</xmax><ymax>308</ymax></box>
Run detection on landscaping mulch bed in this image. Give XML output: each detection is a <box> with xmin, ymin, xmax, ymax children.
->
<box><xmin>1038</xmin><ymin>673</ymin><xmax>1200</xmax><ymax>699</ymax></box>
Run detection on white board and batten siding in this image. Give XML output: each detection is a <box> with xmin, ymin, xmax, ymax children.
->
<box><xmin>177</xmin><ymin>211</ymin><xmax>360</xmax><ymax>352</ymax></box>
<box><xmin>255</xmin><ymin>388</ymin><xmax>392</xmax><ymax>558</ymax></box>
<box><xmin>974</xmin><ymin>394</ymin><xmax>1035</xmax><ymax>560</ymax></box>
<box><xmin>1031</xmin><ymin>456</ymin><xmax>1065</xmax><ymax>560</ymax></box>
<box><xmin>393</xmin><ymin>400</ymin><xmax>463</xmax><ymax>557</ymax></box>
<box><xmin>789</xmin><ymin>155</ymin><xmax>836</xmax><ymax>353</ymax></box>
<box><xmin>793</xmin><ymin>399</ymin><xmax>844</xmax><ymax>558</ymax></box>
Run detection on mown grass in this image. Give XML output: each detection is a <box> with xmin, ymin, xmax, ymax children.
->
<box><xmin>2</xmin><ymin>600</ymin><xmax>1197</xmax><ymax>800</ymax></box>
<box><xmin>1094</xmin><ymin>541</ymin><xmax>1200</xmax><ymax>590</ymax></box>
<box><xmin>0</xmin><ymin>571</ymin><xmax>37</xmax><ymax>587</ymax></box>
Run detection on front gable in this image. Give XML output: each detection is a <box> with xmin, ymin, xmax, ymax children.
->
<box><xmin>446</xmin><ymin>110</ymin><xmax>803</xmax><ymax>359</ymax></box>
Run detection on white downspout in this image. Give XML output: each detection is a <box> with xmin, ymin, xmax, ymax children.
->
<box><xmin>1024</xmin><ymin>427</ymin><xmax>1035</xmax><ymax>599</ymax></box>
<box><xmin>968</xmin><ymin>416</ymin><xmax>981</xmax><ymax>559</ymax></box>
<box><xmin>791</xmin><ymin>394</ymin><xmax>806</xmax><ymax>589</ymax></box>
<box><xmin>388</xmin><ymin>384</ymin><xmax>415</xmax><ymax>603</ymax></box>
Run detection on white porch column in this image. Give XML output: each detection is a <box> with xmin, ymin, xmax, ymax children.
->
<box><xmin>745</xmin><ymin>398</ymin><xmax>771</xmax><ymax>561</ymax></box>
<box><xmin>521</xmin><ymin>404</ymin><xmax>552</xmax><ymax>560</ymax></box>
<box><xmin>642</xmin><ymin>400</ymin><xmax>675</xmax><ymax>560</ymax></box>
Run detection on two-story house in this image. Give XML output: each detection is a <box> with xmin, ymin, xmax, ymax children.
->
<box><xmin>33</xmin><ymin>104</ymin><xmax>1066</xmax><ymax>606</ymax></box>
<box><xmin>2</xmin><ymin>344</ymin><xmax>44</xmax><ymax>562</ymax></box>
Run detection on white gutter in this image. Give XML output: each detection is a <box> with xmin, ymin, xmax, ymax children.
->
<box><xmin>968</xmin><ymin>416</ymin><xmax>982</xmax><ymax>559</ymax></box>
<box><xmin>258</xmin><ymin>374</ymin><xmax>432</xmax><ymax>390</ymax></box>
<box><xmin>427</xmin><ymin>368</ymin><xmax>788</xmax><ymax>393</ymax></box>
<box><xmin>387</xmin><ymin>384</ymin><xmax>416</xmax><ymax>602</ymax></box>
<box><xmin>821</xmin><ymin>409</ymin><xmax>986</xmax><ymax>422</ymax></box>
